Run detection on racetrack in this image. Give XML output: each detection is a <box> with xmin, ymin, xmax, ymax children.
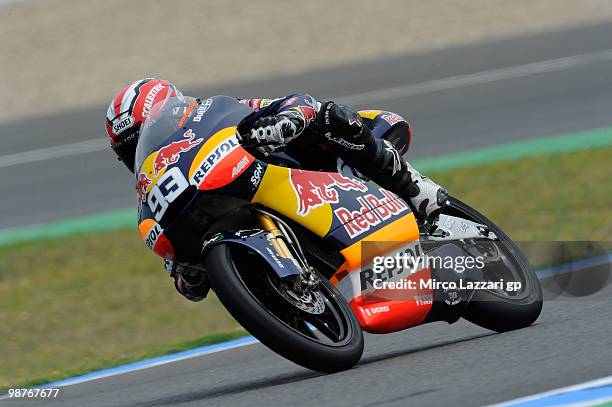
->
<box><xmin>2</xmin><ymin>23</ymin><xmax>612</xmax><ymax>407</ymax></box>
<box><xmin>3</xmin><ymin>22</ymin><xmax>612</xmax><ymax>229</ymax></box>
<box><xmin>14</xmin><ymin>283</ymin><xmax>612</xmax><ymax>407</ymax></box>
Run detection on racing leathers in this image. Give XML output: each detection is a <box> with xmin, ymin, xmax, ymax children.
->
<box><xmin>171</xmin><ymin>93</ymin><xmax>447</xmax><ymax>302</ymax></box>
<box><xmin>236</xmin><ymin>94</ymin><xmax>448</xmax><ymax>222</ymax></box>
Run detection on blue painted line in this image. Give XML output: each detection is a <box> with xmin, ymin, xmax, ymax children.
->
<box><xmin>535</xmin><ymin>253</ymin><xmax>612</xmax><ymax>279</ymax></box>
<box><xmin>40</xmin><ymin>335</ymin><xmax>258</xmax><ymax>388</ymax></box>
<box><xmin>496</xmin><ymin>377</ymin><xmax>612</xmax><ymax>407</ymax></box>
<box><xmin>1</xmin><ymin>254</ymin><xmax>609</xmax><ymax>395</ymax></box>
<box><xmin>510</xmin><ymin>385</ymin><xmax>612</xmax><ymax>406</ymax></box>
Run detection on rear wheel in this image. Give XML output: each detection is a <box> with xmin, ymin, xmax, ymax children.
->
<box><xmin>205</xmin><ymin>244</ymin><xmax>364</xmax><ymax>372</ymax></box>
<box><xmin>443</xmin><ymin>197</ymin><xmax>543</xmax><ymax>332</ymax></box>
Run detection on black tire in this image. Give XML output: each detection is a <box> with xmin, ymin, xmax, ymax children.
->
<box><xmin>205</xmin><ymin>244</ymin><xmax>364</xmax><ymax>373</ymax></box>
<box><xmin>445</xmin><ymin>196</ymin><xmax>543</xmax><ymax>332</ymax></box>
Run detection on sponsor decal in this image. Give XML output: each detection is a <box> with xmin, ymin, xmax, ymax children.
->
<box><xmin>348</xmin><ymin>116</ymin><xmax>363</xmax><ymax>128</ymax></box>
<box><xmin>324</xmin><ymin>132</ymin><xmax>365</xmax><ymax>150</ymax></box>
<box><xmin>360</xmin><ymin>242</ymin><xmax>423</xmax><ymax>291</ymax></box>
<box><xmin>136</xmin><ymin>173</ymin><xmax>152</xmax><ymax>204</ymax></box>
<box><xmin>141</xmin><ymin>82</ymin><xmax>165</xmax><ymax>118</ymax></box>
<box><xmin>414</xmin><ymin>294</ymin><xmax>433</xmax><ymax>306</ymax></box>
<box><xmin>235</xmin><ymin>229</ymin><xmax>263</xmax><ymax>238</ymax></box>
<box><xmin>280</xmin><ymin>96</ymin><xmax>298</xmax><ymax>108</ymax></box>
<box><xmin>154</xmin><ymin>129</ymin><xmax>202</xmax><ymax>176</ymax></box>
<box><xmin>297</xmin><ymin>105</ymin><xmax>317</xmax><ymax>123</ymax></box>
<box><xmin>144</xmin><ymin>222</ymin><xmax>163</xmax><ymax>250</ymax></box>
<box><xmin>231</xmin><ymin>155</ymin><xmax>250</xmax><ymax>177</ymax></box>
<box><xmin>139</xmin><ymin>218</ymin><xmax>175</xmax><ymax>259</ymax></box>
<box><xmin>192</xmin><ymin>98</ymin><xmax>213</xmax><ymax>122</ymax></box>
<box><xmin>202</xmin><ymin>233</ymin><xmax>224</xmax><ymax>250</ymax></box>
<box><xmin>364</xmin><ymin>305</ymin><xmax>390</xmax><ymax>316</ymax></box>
<box><xmin>239</xmin><ymin>98</ymin><xmax>262</xmax><ymax>109</ymax></box>
<box><xmin>260</xmin><ymin>99</ymin><xmax>274</xmax><ymax>108</ymax></box>
<box><xmin>190</xmin><ymin>136</ymin><xmax>240</xmax><ymax>186</ymax></box>
<box><xmin>334</xmin><ymin>189</ymin><xmax>409</xmax><ymax>239</ymax></box>
<box><xmin>112</xmin><ymin>115</ymin><xmax>134</xmax><ymax>135</ymax></box>
<box><xmin>250</xmin><ymin>162</ymin><xmax>264</xmax><ymax>189</ymax></box>
<box><xmin>382</xmin><ymin>113</ymin><xmax>405</xmax><ymax>126</ymax></box>
<box><xmin>289</xmin><ymin>170</ymin><xmax>368</xmax><ymax>216</ymax></box>
<box><xmin>266</xmin><ymin>246</ymin><xmax>285</xmax><ymax>268</ymax></box>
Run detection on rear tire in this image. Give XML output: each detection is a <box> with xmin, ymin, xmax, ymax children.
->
<box><xmin>205</xmin><ymin>244</ymin><xmax>364</xmax><ymax>373</ymax></box>
<box><xmin>445</xmin><ymin>197</ymin><xmax>543</xmax><ymax>332</ymax></box>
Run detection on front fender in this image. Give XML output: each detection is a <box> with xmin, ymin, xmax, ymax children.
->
<box><xmin>201</xmin><ymin>230</ymin><xmax>302</xmax><ymax>279</ymax></box>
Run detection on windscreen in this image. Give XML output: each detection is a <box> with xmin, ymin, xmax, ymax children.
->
<box><xmin>134</xmin><ymin>96</ymin><xmax>197</xmax><ymax>173</ymax></box>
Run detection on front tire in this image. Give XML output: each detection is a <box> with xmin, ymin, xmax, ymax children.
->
<box><xmin>445</xmin><ymin>197</ymin><xmax>543</xmax><ymax>332</ymax></box>
<box><xmin>205</xmin><ymin>244</ymin><xmax>364</xmax><ymax>373</ymax></box>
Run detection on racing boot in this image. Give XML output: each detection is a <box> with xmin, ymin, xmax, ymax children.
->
<box><xmin>360</xmin><ymin>138</ymin><xmax>449</xmax><ymax>225</ymax></box>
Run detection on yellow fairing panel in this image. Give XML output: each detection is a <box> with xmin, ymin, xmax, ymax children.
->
<box><xmin>251</xmin><ymin>165</ymin><xmax>333</xmax><ymax>237</ymax></box>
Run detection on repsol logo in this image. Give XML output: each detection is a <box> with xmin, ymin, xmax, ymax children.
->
<box><xmin>190</xmin><ymin>137</ymin><xmax>239</xmax><ymax>186</ymax></box>
<box><xmin>360</xmin><ymin>243</ymin><xmax>423</xmax><ymax>291</ymax></box>
<box><xmin>145</xmin><ymin>224</ymin><xmax>162</xmax><ymax>250</ymax></box>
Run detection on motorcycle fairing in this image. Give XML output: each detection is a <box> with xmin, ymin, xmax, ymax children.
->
<box><xmin>136</xmin><ymin>96</ymin><xmax>255</xmax><ymax>225</ymax></box>
<box><xmin>250</xmin><ymin>165</ymin><xmax>413</xmax><ymax>247</ymax></box>
<box><xmin>326</xmin><ymin>212</ymin><xmax>437</xmax><ymax>333</ymax></box>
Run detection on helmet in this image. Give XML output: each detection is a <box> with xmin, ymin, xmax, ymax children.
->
<box><xmin>105</xmin><ymin>78</ymin><xmax>182</xmax><ymax>172</ymax></box>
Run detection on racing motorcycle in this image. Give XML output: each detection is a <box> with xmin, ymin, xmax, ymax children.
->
<box><xmin>135</xmin><ymin>96</ymin><xmax>543</xmax><ymax>373</ymax></box>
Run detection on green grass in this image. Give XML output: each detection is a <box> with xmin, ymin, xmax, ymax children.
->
<box><xmin>0</xmin><ymin>147</ymin><xmax>610</xmax><ymax>390</ymax></box>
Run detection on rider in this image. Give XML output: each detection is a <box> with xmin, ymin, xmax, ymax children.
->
<box><xmin>105</xmin><ymin>78</ymin><xmax>448</xmax><ymax>302</ymax></box>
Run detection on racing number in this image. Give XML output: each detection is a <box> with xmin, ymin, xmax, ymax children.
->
<box><xmin>147</xmin><ymin>167</ymin><xmax>189</xmax><ymax>221</ymax></box>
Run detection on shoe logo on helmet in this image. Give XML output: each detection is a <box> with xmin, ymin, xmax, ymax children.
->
<box><xmin>112</xmin><ymin>115</ymin><xmax>135</xmax><ymax>136</ymax></box>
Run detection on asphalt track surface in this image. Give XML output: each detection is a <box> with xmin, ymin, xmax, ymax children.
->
<box><xmin>2</xmin><ymin>23</ymin><xmax>612</xmax><ymax>407</ymax></box>
<box><xmin>4</xmin><ymin>22</ymin><xmax>612</xmax><ymax>229</ymax></box>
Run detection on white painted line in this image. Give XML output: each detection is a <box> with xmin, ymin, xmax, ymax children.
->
<box><xmin>490</xmin><ymin>375</ymin><xmax>612</xmax><ymax>406</ymax></box>
<box><xmin>0</xmin><ymin>139</ymin><xmax>109</xmax><ymax>169</ymax></box>
<box><xmin>3</xmin><ymin>48</ymin><xmax>612</xmax><ymax>169</ymax></box>
<box><xmin>337</xmin><ymin>48</ymin><xmax>612</xmax><ymax>106</ymax></box>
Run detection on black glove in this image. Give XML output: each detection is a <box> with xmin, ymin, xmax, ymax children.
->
<box><xmin>166</xmin><ymin>260</ymin><xmax>209</xmax><ymax>302</ymax></box>
<box><xmin>238</xmin><ymin>112</ymin><xmax>302</xmax><ymax>155</ymax></box>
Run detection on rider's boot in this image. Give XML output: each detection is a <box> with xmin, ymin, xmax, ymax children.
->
<box><xmin>362</xmin><ymin>138</ymin><xmax>449</xmax><ymax>223</ymax></box>
<box><xmin>316</xmin><ymin>101</ymin><xmax>448</xmax><ymax>224</ymax></box>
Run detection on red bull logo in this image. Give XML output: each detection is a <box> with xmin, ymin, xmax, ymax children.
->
<box><xmin>153</xmin><ymin>129</ymin><xmax>202</xmax><ymax>175</ymax></box>
<box><xmin>136</xmin><ymin>173</ymin><xmax>152</xmax><ymax>203</ymax></box>
<box><xmin>334</xmin><ymin>190</ymin><xmax>409</xmax><ymax>239</ymax></box>
<box><xmin>289</xmin><ymin>169</ymin><xmax>368</xmax><ymax>216</ymax></box>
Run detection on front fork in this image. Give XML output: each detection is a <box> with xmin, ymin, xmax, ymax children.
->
<box><xmin>256</xmin><ymin>211</ymin><xmax>317</xmax><ymax>292</ymax></box>
<box><xmin>257</xmin><ymin>213</ymin><xmax>294</xmax><ymax>259</ymax></box>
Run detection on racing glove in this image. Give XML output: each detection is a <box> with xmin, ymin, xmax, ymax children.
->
<box><xmin>239</xmin><ymin>111</ymin><xmax>304</xmax><ymax>155</ymax></box>
<box><xmin>165</xmin><ymin>260</ymin><xmax>210</xmax><ymax>302</ymax></box>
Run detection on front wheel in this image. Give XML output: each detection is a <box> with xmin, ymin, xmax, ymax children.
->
<box><xmin>205</xmin><ymin>244</ymin><xmax>364</xmax><ymax>373</ymax></box>
<box><xmin>443</xmin><ymin>196</ymin><xmax>543</xmax><ymax>332</ymax></box>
